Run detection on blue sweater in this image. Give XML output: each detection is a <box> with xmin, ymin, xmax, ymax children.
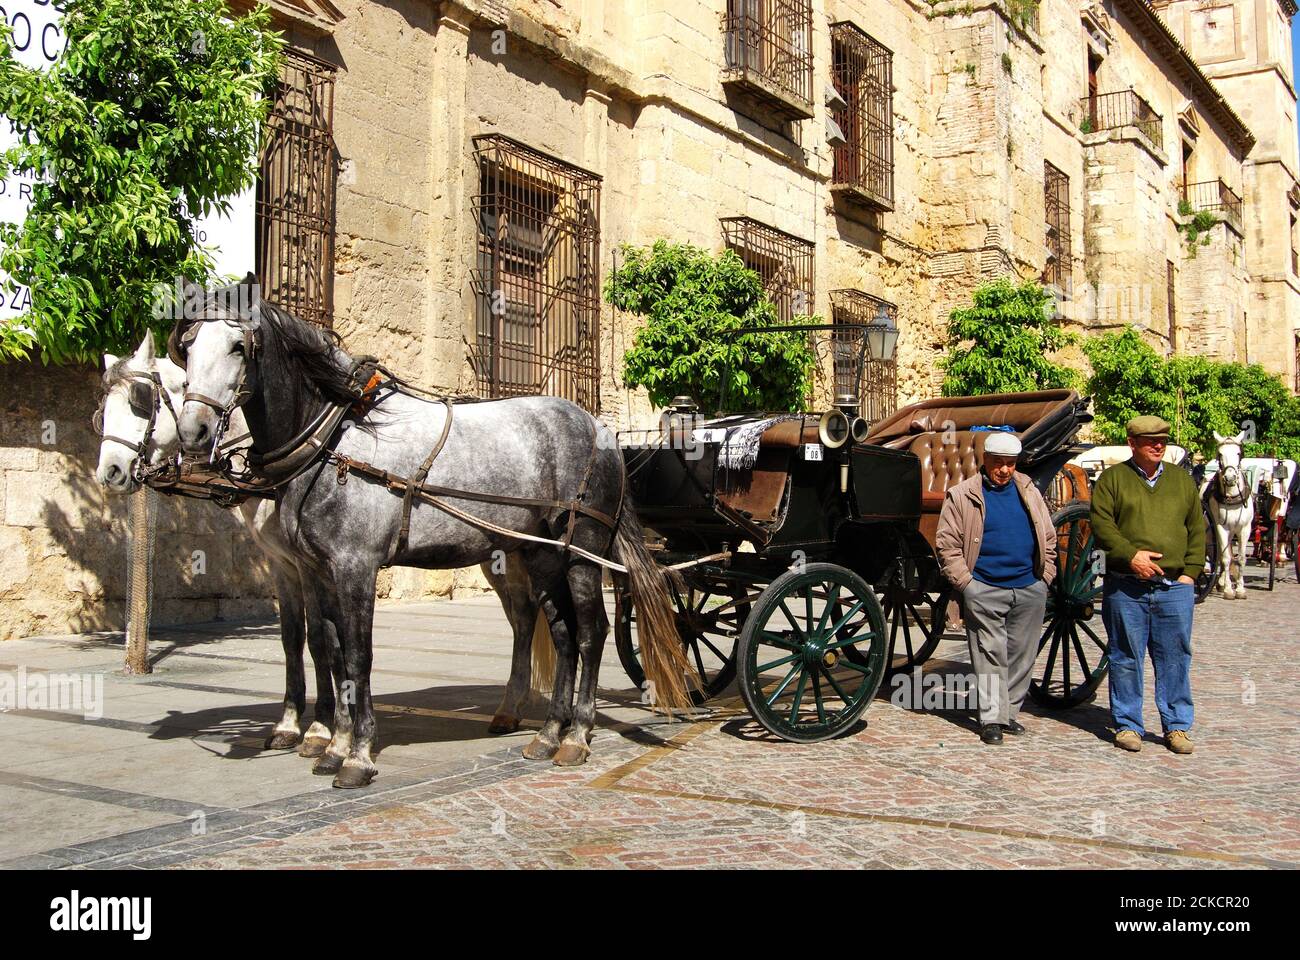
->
<box><xmin>972</xmin><ymin>477</ymin><xmax>1037</xmax><ymax>588</ymax></box>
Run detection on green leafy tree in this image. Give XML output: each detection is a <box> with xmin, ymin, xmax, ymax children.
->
<box><xmin>0</xmin><ymin>0</ymin><xmax>282</xmax><ymax>363</ymax></box>
<box><xmin>939</xmin><ymin>277</ymin><xmax>1079</xmax><ymax>395</ymax></box>
<box><xmin>607</xmin><ymin>240</ymin><xmax>817</xmax><ymax>413</ymax></box>
<box><xmin>1083</xmin><ymin>327</ymin><xmax>1300</xmax><ymax>459</ymax></box>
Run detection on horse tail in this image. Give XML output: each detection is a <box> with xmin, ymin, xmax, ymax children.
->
<box><xmin>612</xmin><ymin>497</ymin><xmax>694</xmax><ymax>714</ymax></box>
<box><xmin>529</xmin><ymin>611</ymin><xmax>555</xmax><ymax>697</ymax></box>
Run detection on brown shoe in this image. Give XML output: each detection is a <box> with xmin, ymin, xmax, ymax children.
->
<box><xmin>1114</xmin><ymin>729</ymin><xmax>1142</xmax><ymax>752</ymax></box>
<box><xmin>1165</xmin><ymin>730</ymin><xmax>1194</xmax><ymax>755</ymax></box>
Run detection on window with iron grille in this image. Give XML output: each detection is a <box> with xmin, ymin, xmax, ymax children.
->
<box><xmin>256</xmin><ymin>49</ymin><xmax>337</xmax><ymax>327</ymax></box>
<box><xmin>830</xmin><ymin>289</ymin><xmax>897</xmax><ymax>422</ymax></box>
<box><xmin>722</xmin><ymin>0</ymin><xmax>815</xmax><ymax>121</ymax></box>
<box><xmin>830</xmin><ymin>22</ymin><xmax>893</xmax><ymax>212</ymax></box>
<box><xmin>470</xmin><ymin>135</ymin><xmax>602</xmax><ymax>413</ymax></box>
<box><xmin>1043</xmin><ymin>162</ymin><xmax>1071</xmax><ymax>295</ymax></box>
<box><xmin>720</xmin><ymin>217</ymin><xmax>814</xmax><ymax>324</ymax></box>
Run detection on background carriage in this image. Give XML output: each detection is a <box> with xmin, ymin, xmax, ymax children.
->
<box><xmin>613</xmin><ymin>325</ymin><xmax>1106</xmax><ymax>742</ymax></box>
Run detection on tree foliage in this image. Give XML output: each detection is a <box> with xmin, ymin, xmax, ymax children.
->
<box><xmin>1083</xmin><ymin>328</ymin><xmax>1300</xmax><ymax>460</ymax></box>
<box><xmin>0</xmin><ymin>0</ymin><xmax>282</xmax><ymax>363</ymax></box>
<box><xmin>607</xmin><ymin>240</ymin><xmax>816</xmax><ymax>413</ymax></box>
<box><xmin>939</xmin><ymin>277</ymin><xmax>1079</xmax><ymax>396</ymax></box>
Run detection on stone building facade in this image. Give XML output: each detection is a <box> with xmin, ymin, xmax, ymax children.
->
<box><xmin>2</xmin><ymin>0</ymin><xmax>1298</xmax><ymax>639</ymax></box>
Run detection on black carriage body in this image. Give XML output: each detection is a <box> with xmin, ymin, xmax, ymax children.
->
<box><xmin>620</xmin><ymin>416</ymin><xmax>921</xmax><ymax>585</ymax></box>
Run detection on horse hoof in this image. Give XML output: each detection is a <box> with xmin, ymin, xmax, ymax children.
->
<box><xmin>299</xmin><ymin>736</ymin><xmax>331</xmax><ymax>758</ymax></box>
<box><xmin>553</xmin><ymin>743</ymin><xmax>590</xmax><ymax>767</ymax></box>
<box><xmin>265</xmin><ymin>730</ymin><xmax>301</xmax><ymax>750</ymax></box>
<box><xmin>488</xmin><ymin>714</ymin><xmax>521</xmax><ymax>735</ymax></box>
<box><xmin>312</xmin><ymin>753</ymin><xmax>346</xmax><ymax>776</ymax></box>
<box><xmin>332</xmin><ymin>764</ymin><xmax>377</xmax><ymax>790</ymax></box>
<box><xmin>522</xmin><ymin>737</ymin><xmax>559</xmax><ymax>761</ymax></box>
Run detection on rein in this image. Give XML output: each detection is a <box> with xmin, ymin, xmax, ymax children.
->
<box><xmin>1212</xmin><ymin>466</ymin><xmax>1251</xmax><ymax>509</ymax></box>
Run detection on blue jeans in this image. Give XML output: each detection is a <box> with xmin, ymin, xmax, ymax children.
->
<box><xmin>1102</xmin><ymin>577</ymin><xmax>1195</xmax><ymax>736</ymax></box>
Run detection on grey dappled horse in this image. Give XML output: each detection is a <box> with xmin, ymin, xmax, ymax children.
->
<box><xmin>174</xmin><ymin>280</ymin><xmax>689</xmax><ymax>788</ymax></box>
<box><xmin>95</xmin><ymin>335</ymin><xmax>552</xmax><ymax>765</ymax></box>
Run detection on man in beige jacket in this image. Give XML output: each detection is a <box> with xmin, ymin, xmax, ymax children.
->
<box><xmin>935</xmin><ymin>433</ymin><xmax>1057</xmax><ymax>744</ymax></box>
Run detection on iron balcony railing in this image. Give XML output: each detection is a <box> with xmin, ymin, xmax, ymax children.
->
<box><xmin>1080</xmin><ymin>89</ymin><xmax>1163</xmax><ymax>152</ymax></box>
<box><xmin>829</xmin><ymin>21</ymin><xmax>894</xmax><ymax>211</ymax></box>
<box><xmin>722</xmin><ymin>0</ymin><xmax>815</xmax><ymax>121</ymax></box>
<box><xmin>1180</xmin><ymin>179</ymin><xmax>1243</xmax><ymax>235</ymax></box>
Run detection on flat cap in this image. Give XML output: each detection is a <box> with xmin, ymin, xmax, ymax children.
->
<box><xmin>1127</xmin><ymin>415</ymin><xmax>1171</xmax><ymax>438</ymax></box>
<box><xmin>983</xmin><ymin>432</ymin><xmax>1022</xmax><ymax>456</ymax></box>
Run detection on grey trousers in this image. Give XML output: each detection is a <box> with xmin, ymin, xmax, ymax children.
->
<box><xmin>963</xmin><ymin>578</ymin><xmax>1048</xmax><ymax>726</ymax></box>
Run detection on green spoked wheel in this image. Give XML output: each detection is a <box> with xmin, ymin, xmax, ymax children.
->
<box><xmin>614</xmin><ymin>582</ymin><xmax>748</xmax><ymax>705</ymax></box>
<box><xmin>880</xmin><ymin>556</ymin><xmax>951</xmax><ymax>675</ymax></box>
<box><xmin>1029</xmin><ymin>502</ymin><xmax>1108</xmax><ymax>709</ymax></box>
<box><xmin>737</xmin><ymin>563</ymin><xmax>888</xmax><ymax>743</ymax></box>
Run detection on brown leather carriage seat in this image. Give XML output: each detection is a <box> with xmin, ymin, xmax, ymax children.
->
<box><xmin>715</xmin><ymin>417</ymin><xmax>819</xmax><ymax>523</ymax></box>
<box><xmin>865</xmin><ymin>391</ymin><xmax>1080</xmax><ymax>539</ymax></box>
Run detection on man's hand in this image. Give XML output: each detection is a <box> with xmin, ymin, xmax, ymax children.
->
<box><xmin>1130</xmin><ymin>550</ymin><xmax>1165</xmax><ymax>579</ymax></box>
<box><xmin>1177</xmin><ymin>575</ymin><xmax>1194</xmax><ymax>585</ymax></box>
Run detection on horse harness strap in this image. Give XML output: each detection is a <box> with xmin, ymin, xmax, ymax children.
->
<box><xmin>1213</xmin><ymin>471</ymin><xmax>1251</xmax><ymax>509</ymax></box>
<box><xmin>332</xmin><ymin>407</ymin><xmax>623</xmax><ymax>571</ymax></box>
<box><xmin>389</xmin><ymin>401</ymin><xmax>455</xmax><ymax>563</ymax></box>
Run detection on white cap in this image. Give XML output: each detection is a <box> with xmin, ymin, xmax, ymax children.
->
<box><xmin>983</xmin><ymin>433</ymin><xmax>1022</xmax><ymax>457</ymax></box>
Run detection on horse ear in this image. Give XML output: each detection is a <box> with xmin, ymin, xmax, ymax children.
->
<box><xmin>1235</xmin><ymin>431</ymin><xmax>1247</xmax><ymax>445</ymax></box>
<box><xmin>1213</xmin><ymin>431</ymin><xmax>1226</xmax><ymax>445</ymax></box>
<box><xmin>103</xmin><ymin>352</ymin><xmax>119</xmax><ymax>371</ymax></box>
<box><xmin>134</xmin><ymin>333</ymin><xmax>156</xmax><ymax>363</ymax></box>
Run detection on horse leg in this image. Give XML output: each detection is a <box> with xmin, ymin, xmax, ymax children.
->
<box><xmin>312</xmin><ymin>585</ymin><xmax>353</xmax><ymax>776</ymax></box>
<box><xmin>482</xmin><ymin>556</ymin><xmax>537</xmax><ymax>735</ymax></box>
<box><xmin>265</xmin><ymin>564</ymin><xmax>306</xmax><ymax>750</ymax></box>
<box><xmin>299</xmin><ymin>577</ymin><xmax>335</xmax><ymax>757</ymax></box>
<box><xmin>1235</xmin><ymin>525</ymin><xmax>1250</xmax><ymax>598</ymax></box>
<box><xmin>522</xmin><ymin>557</ymin><xmax>577</xmax><ymax>761</ymax></box>
<box><xmin>329</xmin><ymin>566</ymin><xmax>381</xmax><ymax>789</ymax></box>
<box><xmin>1215</xmin><ymin>519</ymin><xmax>1232</xmax><ymax>597</ymax></box>
<box><xmin>554</xmin><ymin>562</ymin><xmax>608</xmax><ymax>767</ymax></box>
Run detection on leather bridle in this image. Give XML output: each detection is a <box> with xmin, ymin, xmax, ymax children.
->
<box><xmin>167</xmin><ymin>312</ymin><xmax>260</xmax><ymax>461</ymax></box>
<box><xmin>93</xmin><ymin>370</ymin><xmax>181</xmax><ymax>483</ymax></box>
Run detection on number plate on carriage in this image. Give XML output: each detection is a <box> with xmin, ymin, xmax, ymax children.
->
<box><xmin>803</xmin><ymin>444</ymin><xmax>823</xmax><ymax>461</ymax></box>
<box><xmin>692</xmin><ymin>428</ymin><xmax>727</xmax><ymax>443</ymax></box>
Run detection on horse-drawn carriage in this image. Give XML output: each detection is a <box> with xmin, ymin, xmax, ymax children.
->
<box><xmin>613</xmin><ymin>378</ymin><xmax>1105</xmax><ymax>743</ymax></box>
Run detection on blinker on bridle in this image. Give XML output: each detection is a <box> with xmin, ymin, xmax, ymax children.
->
<box><xmin>94</xmin><ymin>370</ymin><xmax>181</xmax><ymax>482</ymax></box>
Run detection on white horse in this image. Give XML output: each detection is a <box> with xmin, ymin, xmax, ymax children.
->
<box><xmin>1205</xmin><ymin>431</ymin><xmax>1254</xmax><ymax>600</ymax></box>
<box><xmin>95</xmin><ymin>335</ymin><xmax>552</xmax><ymax>766</ymax></box>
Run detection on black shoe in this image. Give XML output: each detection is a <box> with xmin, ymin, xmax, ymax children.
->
<box><xmin>1003</xmin><ymin>720</ymin><xmax>1026</xmax><ymax>736</ymax></box>
<box><xmin>980</xmin><ymin>724</ymin><xmax>1003</xmax><ymax>745</ymax></box>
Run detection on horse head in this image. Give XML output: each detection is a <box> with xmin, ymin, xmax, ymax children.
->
<box><xmin>94</xmin><ymin>334</ymin><xmax>187</xmax><ymax>492</ymax></box>
<box><xmin>174</xmin><ymin>275</ymin><xmax>263</xmax><ymax>455</ymax></box>
<box><xmin>1212</xmin><ymin>430</ymin><xmax>1249</xmax><ymax>500</ymax></box>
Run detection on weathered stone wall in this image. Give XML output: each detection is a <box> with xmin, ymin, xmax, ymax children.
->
<box><xmin>0</xmin><ymin>364</ymin><xmax>274</xmax><ymax>641</ymax></box>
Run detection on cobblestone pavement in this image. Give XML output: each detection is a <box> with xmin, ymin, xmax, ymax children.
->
<box><xmin>2</xmin><ymin>570</ymin><xmax>1297</xmax><ymax>869</ymax></box>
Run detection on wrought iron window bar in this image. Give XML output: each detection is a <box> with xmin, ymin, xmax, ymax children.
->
<box><xmin>469</xmin><ymin>134</ymin><xmax>602</xmax><ymax>413</ymax></box>
<box><xmin>1080</xmin><ymin>89</ymin><xmax>1163</xmax><ymax>152</ymax></box>
<box><xmin>722</xmin><ymin>0</ymin><xmax>815</xmax><ymax>121</ymax></box>
<box><xmin>721</xmin><ymin>216</ymin><xmax>814</xmax><ymax>325</ymax></box>
<box><xmin>1179</xmin><ymin>179</ymin><xmax>1243</xmax><ymax>236</ymax></box>
<box><xmin>829</xmin><ymin>22</ymin><xmax>894</xmax><ymax>212</ymax></box>
<box><xmin>1043</xmin><ymin>161</ymin><xmax>1072</xmax><ymax>295</ymax></box>
<box><xmin>256</xmin><ymin>49</ymin><xmax>337</xmax><ymax>328</ymax></box>
<box><xmin>829</xmin><ymin>289</ymin><xmax>898</xmax><ymax>422</ymax></box>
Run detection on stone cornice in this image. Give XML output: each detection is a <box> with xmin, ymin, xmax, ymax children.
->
<box><xmin>227</xmin><ymin>1</ymin><xmax>344</xmax><ymax>36</ymax></box>
<box><xmin>1121</xmin><ymin>0</ymin><xmax>1256</xmax><ymax>156</ymax></box>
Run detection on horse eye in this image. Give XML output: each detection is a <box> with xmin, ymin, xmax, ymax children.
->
<box><xmin>231</xmin><ymin>341</ymin><xmax>245</xmax><ymax>355</ymax></box>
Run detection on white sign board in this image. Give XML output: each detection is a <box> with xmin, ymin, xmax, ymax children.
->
<box><xmin>0</xmin><ymin>1</ymin><xmax>255</xmax><ymax>321</ymax></box>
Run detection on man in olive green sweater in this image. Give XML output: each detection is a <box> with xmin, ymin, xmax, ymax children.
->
<box><xmin>1090</xmin><ymin>416</ymin><xmax>1204</xmax><ymax>755</ymax></box>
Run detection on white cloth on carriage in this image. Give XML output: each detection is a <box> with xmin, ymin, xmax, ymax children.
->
<box><xmin>717</xmin><ymin>414</ymin><xmax>802</xmax><ymax>471</ymax></box>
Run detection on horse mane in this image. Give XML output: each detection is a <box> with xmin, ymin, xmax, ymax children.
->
<box><xmin>253</xmin><ymin>299</ymin><xmax>362</xmax><ymax>406</ymax></box>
